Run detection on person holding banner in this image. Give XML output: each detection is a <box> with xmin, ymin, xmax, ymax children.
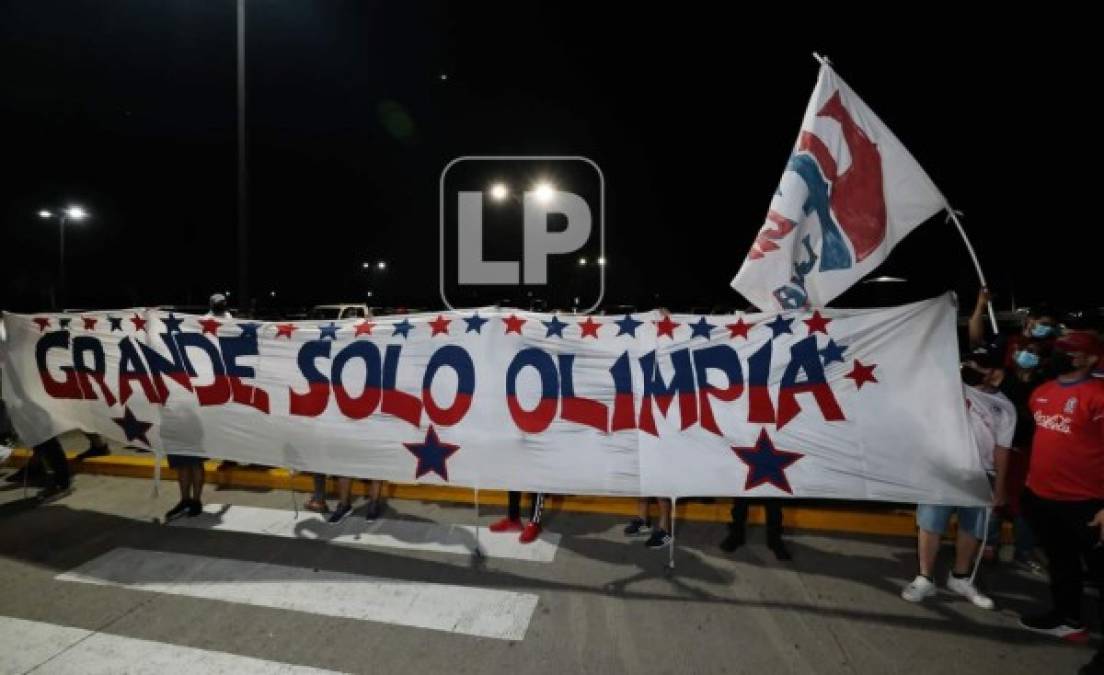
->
<box><xmin>327</xmin><ymin>477</ymin><xmax>385</xmax><ymax>523</ymax></box>
<box><xmin>1018</xmin><ymin>331</ymin><xmax>1104</xmax><ymax>670</ymax></box>
<box><xmin>720</xmin><ymin>499</ymin><xmax>791</xmax><ymax>561</ymax></box>
<box><xmin>164</xmin><ymin>452</ymin><xmax>206</xmax><ymax>520</ymax></box>
<box><xmin>490</xmin><ymin>492</ymin><xmax>545</xmax><ymax>544</ymax></box>
<box><xmin>901</xmin><ymin>346</ymin><xmax>1014</xmax><ymax>610</ymax></box>
<box><xmin>624</xmin><ymin>498</ymin><xmax>672</xmax><ymax>549</ymax></box>
<box><xmin>305</xmin><ymin>474</ymin><xmax>330</xmax><ymax>514</ymax></box>
<box><xmin>969</xmin><ymin>288</ymin><xmax>1056</xmax><ymax>370</ymax></box>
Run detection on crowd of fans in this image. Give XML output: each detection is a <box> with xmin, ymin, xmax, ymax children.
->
<box><xmin>2</xmin><ymin>288</ymin><xmax>1103</xmax><ymax>672</ymax></box>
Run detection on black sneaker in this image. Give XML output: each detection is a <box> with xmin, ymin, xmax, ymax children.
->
<box><xmin>623</xmin><ymin>518</ymin><xmax>651</xmax><ymax>536</ymax></box>
<box><xmin>363</xmin><ymin>499</ymin><xmax>381</xmax><ymax>521</ymax></box>
<box><xmin>186</xmin><ymin>499</ymin><xmax>203</xmax><ymax>517</ymax></box>
<box><xmin>328</xmin><ymin>502</ymin><xmax>353</xmax><ymax>524</ymax></box>
<box><xmin>5</xmin><ymin>466</ymin><xmax>45</xmax><ymax>484</ymax></box>
<box><xmin>769</xmin><ymin>540</ymin><xmax>793</xmax><ymax>561</ymax></box>
<box><xmin>645</xmin><ymin>528</ymin><xmax>672</xmax><ymax>549</ymax></box>
<box><xmin>37</xmin><ymin>485</ymin><xmax>72</xmax><ymax>502</ymax></box>
<box><xmin>165</xmin><ymin>500</ymin><xmax>190</xmax><ymax>521</ymax></box>
<box><xmin>719</xmin><ymin>532</ymin><xmax>745</xmax><ymax>553</ymax></box>
<box><xmin>1019</xmin><ymin>611</ymin><xmax>1088</xmax><ymax>642</ymax></box>
<box><xmin>75</xmin><ymin>445</ymin><xmax>110</xmax><ymax>460</ymax></box>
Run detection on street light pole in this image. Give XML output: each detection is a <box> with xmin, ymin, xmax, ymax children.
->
<box><xmin>40</xmin><ymin>206</ymin><xmax>87</xmax><ymax>309</ymax></box>
<box><xmin>58</xmin><ymin>212</ymin><xmax>67</xmax><ymax>307</ymax></box>
<box><xmin>237</xmin><ymin>0</ymin><xmax>249</xmax><ymax>314</ymax></box>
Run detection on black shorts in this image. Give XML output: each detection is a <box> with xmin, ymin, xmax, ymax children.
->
<box><xmin>167</xmin><ymin>454</ymin><xmax>206</xmax><ymax>469</ymax></box>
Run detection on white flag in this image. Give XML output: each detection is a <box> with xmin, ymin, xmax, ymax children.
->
<box><xmin>732</xmin><ymin>63</ymin><xmax>946</xmax><ymax>311</ymax></box>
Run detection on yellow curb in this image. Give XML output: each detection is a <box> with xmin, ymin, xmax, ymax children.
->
<box><xmin>8</xmin><ymin>448</ymin><xmax>1004</xmax><ymax>540</ymax></box>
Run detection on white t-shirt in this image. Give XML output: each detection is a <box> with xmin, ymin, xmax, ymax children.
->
<box><xmin>964</xmin><ymin>384</ymin><xmax>1017</xmax><ymax>472</ymax></box>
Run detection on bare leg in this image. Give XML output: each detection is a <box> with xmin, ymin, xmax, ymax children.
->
<box><xmin>917</xmin><ymin>529</ymin><xmax>942</xmax><ymax>577</ymax></box>
<box><xmin>190</xmin><ymin>464</ymin><xmax>205</xmax><ymax>503</ymax></box>
<box><xmin>337</xmin><ymin>477</ymin><xmax>353</xmax><ymax>507</ymax></box>
<box><xmin>176</xmin><ymin>467</ymin><xmax>191</xmax><ymax>503</ymax></box>
<box><xmin>953</xmin><ymin>528</ymin><xmax>981</xmax><ymax>576</ymax></box>
<box><xmin>658</xmin><ymin>498</ymin><xmax>671</xmax><ymax>532</ymax></box>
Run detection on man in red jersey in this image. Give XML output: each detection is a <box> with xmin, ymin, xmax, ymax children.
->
<box><xmin>1018</xmin><ymin>330</ymin><xmax>1104</xmax><ymax>675</ymax></box>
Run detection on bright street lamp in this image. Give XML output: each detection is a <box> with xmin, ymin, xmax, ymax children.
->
<box><xmin>39</xmin><ymin>205</ymin><xmax>90</xmax><ymax>309</ymax></box>
<box><xmin>533</xmin><ymin>183</ymin><xmax>556</xmax><ymax>204</ymax></box>
<box><xmin>489</xmin><ymin>183</ymin><xmax>509</xmax><ymax>201</ymax></box>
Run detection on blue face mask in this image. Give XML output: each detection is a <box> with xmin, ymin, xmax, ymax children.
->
<box><xmin>1031</xmin><ymin>324</ymin><xmax>1054</xmax><ymax>338</ymax></box>
<box><xmin>1014</xmin><ymin>350</ymin><xmax>1040</xmax><ymax>370</ymax></box>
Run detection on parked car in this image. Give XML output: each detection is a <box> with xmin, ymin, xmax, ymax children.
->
<box><xmin>307</xmin><ymin>304</ymin><xmax>373</xmax><ymax>320</ymax></box>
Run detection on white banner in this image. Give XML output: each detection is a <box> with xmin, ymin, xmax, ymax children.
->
<box><xmin>731</xmin><ymin>63</ymin><xmax>946</xmax><ymax>311</ymax></box>
<box><xmin>1</xmin><ymin>295</ymin><xmax>988</xmax><ymax>505</ymax></box>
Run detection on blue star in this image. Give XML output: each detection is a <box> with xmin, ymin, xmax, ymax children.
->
<box><xmin>464</xmin><ymin>313</ymin><xmax>489</xmax><ymax>334</ymax></box>
<box><xmin>403</xmin><ymin>426</ymin><xmax>461</xmax><ymax>481</ymax></box>
<box><xmin>542</xmin><ymin>315</ymin><xmax>568</xmax><ymax>338</ymax></box>
<box><xmin>614</xmin><ymin>314</ymin><xmax>643</xmax><ymax>337</ymax></box>
<box><xmin>238</xmin><ymin>322</ymin><xmax>261</xmax><ymax>339</ymax></box>
<box><xmin>58</xmin><ymin>317</ymin><xmax>72</xmax><ymax>330</ymax></box>
<box><xmin>820</xmin><ymin>339</ymin><xmax>848</xmax><ymax>365</ymax></box>
<box><xmin>732</xmin><ymin>428</ymin><xmax>803</xmax><ymax>494</ymax></box>
<box><xmin>766</xmin><ymin>315</ymin><xmax>794</xmax><ymax>339</ymax></box>
<box><xmin>319</xmin><ymin>322</ymin><xmax>339</xmax><ymax>340</ymax></box>
<box><xmin>108</xmin><ymin>316</ymin><xmax>123</xmax><ymax>332</ymax></box>
<box><xmin>163</xmin><ymin>314</ymin><xmax>185</xmax><ymax>334</ymax></box>
<box><xmin>111</xmin><ymin>407</ymin><xmax>153</xmax><ymax>446</ymax></box>
<box><xmin>690</xmin><ymin>316</ymin><xmax>716</xmax><ymax>340</ymax></box>
<box><xmin>392</xmin><ymin>319</ymin><xmax>413</xmax><ymax>339</ymax></box>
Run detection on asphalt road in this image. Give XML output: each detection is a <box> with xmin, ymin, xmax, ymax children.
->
<box><xmin>0</xmin><ymin>471</ymin><xmax>1096</xmax><ymax>674</ymax></box>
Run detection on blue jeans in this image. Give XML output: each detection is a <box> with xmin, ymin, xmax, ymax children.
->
<box><xmin>916</xmin><ymin>504</ymin><xmax>988</xmax><ymax>540</ymax></box>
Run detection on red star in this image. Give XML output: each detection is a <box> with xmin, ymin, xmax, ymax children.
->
<box><xmin>82</xmin><ymin>316</ymin><xmax>98</xmax><ymax>330</ymax></box>
<box><xmin>32</xmin><ymin>317</ymin><xmax>51</xmax><ymax>332</ymax></box>
<box><xmin>803</xmin><ymin>310</ymin><xmax>832</xmax><ymax>335</ymax></box>
<box><xmin>845</xmin><ymin>360</ymin><xmax>878</xmax><ymax>389</ymax></box>
<box><xmin>353</xmin><ymin>321</ymin><xmax>375</xmax><ymax>337</ymax></box>
<box><xmin>275</xmin><ymin>323</ymin><xmax>297</xmax><ymax>338</ymax></box>
<box><xmin>429</xmin><ymin>314</ymin><xmax>451</xmax><ymax>336</ymax></box>
<box><xmin>199</xmin><ymin>318</ymin><xmax>221</xmax><ymax>335</ymax></box>
<box><xmin>578</xmin><ymin>317</ymin><xmax>602</xmax><ymax>338</ymax></box>
<box><xmin>725</xmin><ymin>317</ymin><xmax>753</xmax><ymax>339</ymax></box>
<box><xmin>654</xmin><ymin>315</ymin><xmax>680</xmax><ymax>339</ymax></box>
<box><xmin>503</xmin><ymin>314</ymin><xmax>526</xmax><ymax>335</ymax></box>
<box><xmin>130</xmin><ymin>313</ymin><xmax>147</xmax><ymax>331</ymax></box>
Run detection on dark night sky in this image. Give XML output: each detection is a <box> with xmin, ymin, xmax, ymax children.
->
<box><xmin>0</xmin><ymin>3</ymin><xmax>1094</xmax><ymax>315</ymax></box>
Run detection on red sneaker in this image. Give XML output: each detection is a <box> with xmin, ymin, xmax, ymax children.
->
<box><xmin>489</xmin><ymin>517</ymin><xmax>524</xmax><ymax>533</ymax></box>
<box><xmin>519</xmin><ymin>522</ymin><xmax>542</xmax><ymax>544</ymax></box>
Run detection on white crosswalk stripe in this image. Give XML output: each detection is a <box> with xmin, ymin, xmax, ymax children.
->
<box><xmin>58</xmin><ymin>547</ymin><xmax>539</xmax><ymax>640</ymax></box>
<box><xmin>0</xmin><ymin>615</ymin><xmax>342</xmax><ymax>674</ymax></box>
<box><xmin>169</xmin><ymin>503</ymin><xmax>560</xmax><ymax>562</ymax></box>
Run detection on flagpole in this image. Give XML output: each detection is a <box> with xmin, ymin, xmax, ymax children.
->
<box><xmin>945</xmin><ymin>207</ymin><xmax>999</xmax><ymax>334</ymax></box>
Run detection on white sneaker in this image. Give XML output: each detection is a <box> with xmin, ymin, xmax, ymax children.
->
<box><xmin>947</xmin><ymin>575</ymin><xmax>995</xmax><ymax>610</ymax></box>
<box><xmin>901</xmin><ymin>575</ymin><xmax>937</xmax><ymax>603</ymax></box>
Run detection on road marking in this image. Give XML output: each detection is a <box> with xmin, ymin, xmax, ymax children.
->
<box><xmin>169</xmin><ymin>503</ymin><xmax>560</xmax><ymax>562</ymax></box>
<box><xmin>58</xmin><ymin>547</ymin><xmax>539</xmax><ymax>640</ymax></box>
<box><xmin>0</xmin><ymin>615</ymin><xmax>341</xmax><ymax>674</ymax></box>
